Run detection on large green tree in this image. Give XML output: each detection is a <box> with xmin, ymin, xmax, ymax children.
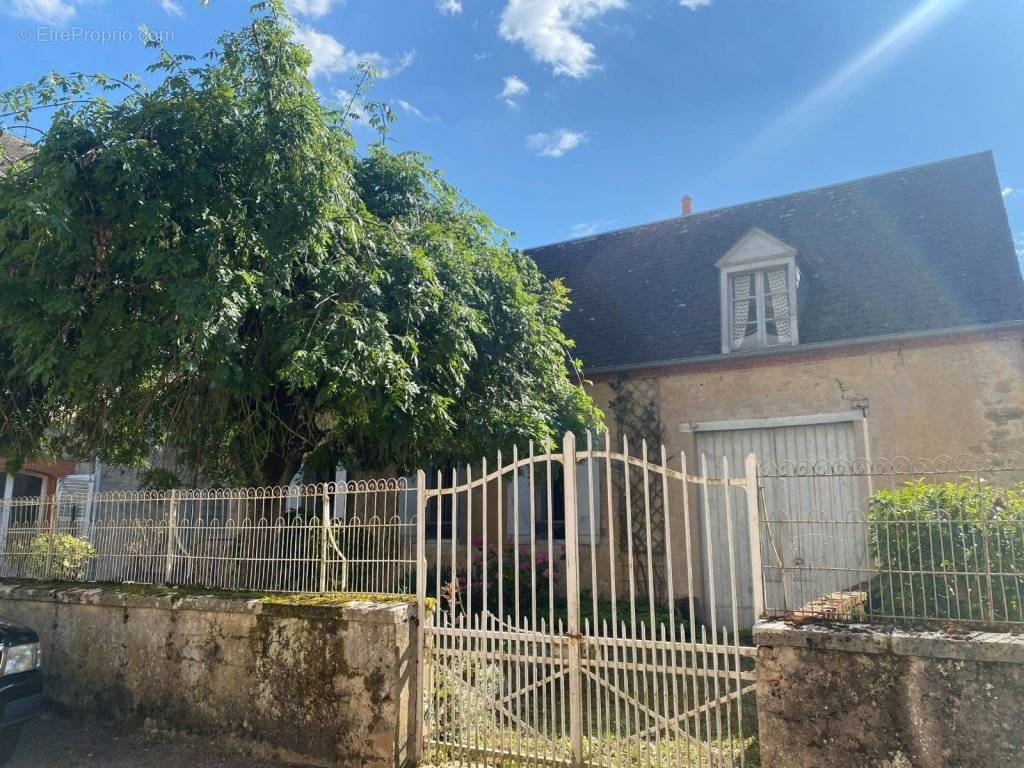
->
<box><xmin>0</xmin><ymin>2</ymin><xmax>601</xmax><ymax>486</ymax></box>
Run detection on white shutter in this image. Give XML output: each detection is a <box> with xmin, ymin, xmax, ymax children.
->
<box><xmin>575</xmin><ymin>458</ymin><xmax>602</xmax><ymax>546</ymax></box>
<box><xmin>332</xmin><ymin>466</ymin><xmax>349</xmax><ymax>521</ymax></box>
<box><xmin>55</xmin><ymin>473</ymin><xmax>96</xmax><ymax>526</ymax></box>
<box><xmin>505</xmin><ymin>469</ymin><xmax>533</xmax><ymax>540</ymax></box>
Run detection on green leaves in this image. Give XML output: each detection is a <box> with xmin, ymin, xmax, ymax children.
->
<box><xmin>867</xmin><ymin>479</ymin><xmax>1024</xmax><ymax>622</ymax></box>
<box><xmin>0</xmin><ymin>3</ymin><xmax>601</xmax><ymax>486</ymax></box>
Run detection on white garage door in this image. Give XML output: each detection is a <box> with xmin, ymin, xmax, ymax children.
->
<box><xmin>695</xmin><ymin>419</ymin><xmax>867</xmax><ymax>629</ymax></box>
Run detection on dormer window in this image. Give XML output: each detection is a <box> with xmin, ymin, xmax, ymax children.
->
<box><xmin>729</xmin><ymin>266</ymin><xmax>794</xmax><ymax>349</ymax></box>
<box><xmin>717</xmin><ymin>228</ymin><xmax>800</xmax><ymax>353</ymax></box>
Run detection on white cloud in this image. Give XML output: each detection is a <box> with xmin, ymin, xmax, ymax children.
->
<box><xmin>570</xmin><ymin>219</ymin><xmax>617</xmax><ymax>237</ymax></box>
<box><xmin>436</xmin><ymin>0</ymin><xmax>462</xmax><ymax>14</ymax></box>
<box><xmin>396</xmin><ymin>99</ymin><xmax>437</xmax><ymax>121</ymax></box>
<box><xmin>160</xmin><ymin>0</ymin><xmax>184</xmax><ymax>17</ymax></box>
<box><xmin>1002</xmin><ymin>187</ymin><xmax>1016</xmax><ymax>198</ymax></box>
<box><xmin>526</xmin><ymin>129</ymin><xmax>587</xmax><ymax>157</ymax></box>
<box><xmin>5</xmin><ymin>0</ymin><xmax>76</xmax><ymax>24</ymax></box>
<box><xmin>286</xmin><ymin>0</ymin><xmax>342</xmax><ymax>17</ymax></box>
<box><xmin>500</xmin><ymin>75</ymin><xmax>529</xmax><ymax>108</ymax></box>
<box><xmin>294</xmin><ymin>26</ymin><xmax>354</xmax><ymax>76</ymax></box>
<box><xmin>335</xmin><ymin>89</ymin><xmax>367</xmax><ymax>123</ymax></box>
<box><xmin>293</xmin><ymin>25</ymin><xmax>414</xmax><ymax>79</ymax></box>
<box><xmin>498</xmin><ymin>0</ymin><xmax>627</xmax><ymax>78</ymax></box>
<box><xmin>678</xmin><ymin>0</ymin><xmax>711</xmax><ymax>8</ymax></box>
<box><xmin>382</xmin><ymin>50</ymin><xmax>416</xmax><ymax>78</ymax></box>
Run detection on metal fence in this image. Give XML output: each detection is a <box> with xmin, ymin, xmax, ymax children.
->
<box><xmin>758</xmin><ymin>453</ymin><xmax>1024</xmax><ymax>627</ymax></box>
<box><xmin>0</xmin><ymin>480</ymin><xmax>417</xmax><ymax>595</ymax></box>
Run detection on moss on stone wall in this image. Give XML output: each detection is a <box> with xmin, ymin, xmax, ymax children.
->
<box><xmin>0</xmin><ymin>578</ymin><xmax>432</xmax><ymax>610</ymax></box>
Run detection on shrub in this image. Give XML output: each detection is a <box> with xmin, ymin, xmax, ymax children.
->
<box><xmin>475</xmin><ymin>537</ymin><xmax>565</xmax><ymax>621</ymax></box>
<box><xmin>26</xmin><ymin>532</ymin><xmax>96</xmax><ymax>581</ymax></box>
<box><xmin>867</xmin><ymin>479</ymin><xmax>1024</xmax><ymax>623</ymax></box>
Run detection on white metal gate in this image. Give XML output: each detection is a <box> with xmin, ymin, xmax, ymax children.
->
<box><xmin>414</xmin><ymin>432</ymin><xmax>761</xmax><ymax>768</ymax></box>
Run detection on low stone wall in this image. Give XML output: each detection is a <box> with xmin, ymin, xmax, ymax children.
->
<box><xmin>0</xmin><ymin>582</ymin><xmax>418</xmax><ymax>768</ymax></box>
<box><xmin>755</xmin><ymin>620</ymin><xmax>1024</xmax><ymax>768</ymax></box>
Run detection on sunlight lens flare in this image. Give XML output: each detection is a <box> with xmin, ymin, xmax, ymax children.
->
<box><xmin>746</xmin><ymin>0</ymin><xmax>967</xmax><ymax>154</ymax></box>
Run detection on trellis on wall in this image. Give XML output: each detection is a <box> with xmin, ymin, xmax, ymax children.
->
<box><xmin>607</xmin><ymin>377</ymin><xmax>669</xmax><ymax>604</ymax></box>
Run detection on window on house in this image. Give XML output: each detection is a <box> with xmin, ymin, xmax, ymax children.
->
<box><xmin>425</xmin><ymin>465</ymin><xmax>460</xmax><ymax>540</ymax></box>
<box><xmin>2</xmin><ymin>473</ymin><xmax>45</xmax><ymax>526</ymax></box>
<box><xmin>533</xmin><ymin>465</ymin><xmax>566</xmax><ymax>541</ymax></box>
<box><xmin>507</xmin><ymin>458</ymin><xmax>602</xmax><ymax>545</ymax></box>
<box><xmin>728</xmin><ymin>266</ymin><xmax>795</xmax><ymax>350</ymax></box>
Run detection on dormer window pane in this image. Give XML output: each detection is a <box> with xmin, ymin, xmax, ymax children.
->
<box><xmin>730</xmin><ymin>273</ymin><xmax>758</xmax><ymax>348</ymax></box>
<box><xmin>729</xmin><ymin>267</ymin><xmax>793</xmax><ymax>350</ymax></box>
<box><xmin>764</xmin><ymin>267</ymin><xmax>792</xmax><ymax>345</ymax></box>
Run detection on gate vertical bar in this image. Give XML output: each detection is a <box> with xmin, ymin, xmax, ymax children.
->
<box><xmin>164</xmin><ymin>489</ymin><xmax>178</xmax><ymax>585</ymax></box>
<box><xmin>319</xmin><ymin>484</ymin><xmax>330</xmax><ymax>593</ymax></box>
<box><xmin>745</xmin><ymin>453</ymin><xmax>765</xmax><ymax>622</ymax></box>
<box><xmin>561</xmin><ymin>431</ymin><xmax>583</xmax><ymax>768</ymax></box>
<box><xmin>413</xmin><ymin>469</ymin><xmax>427</xmax><ymax>764</ymax></box>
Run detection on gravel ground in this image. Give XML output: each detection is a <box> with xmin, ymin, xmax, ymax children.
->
<box><xmin>9</xmin><ymin>711</ymin><xmax>303</xmax><ymax>767</ymax></box>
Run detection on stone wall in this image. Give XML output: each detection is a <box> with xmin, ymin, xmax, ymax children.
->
<box><xmin>755</xmin><ymin>620</ymin><xmax>1024</xmax><ymax>768</ymax></box>
<box><xmin>0</xmin><ymin>582</ymin><xmax>418</xmax><ymax>768</ymax></box>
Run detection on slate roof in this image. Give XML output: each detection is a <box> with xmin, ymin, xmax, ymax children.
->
<box><xmin>0</xmin><ymin>134</ymin><xmax>33</xmax><ymax>178</ymax></box>
<box><xmin>528</xmin><ymin>151</ymin><xmax>1024</xmax><ymax>372</ymax></box>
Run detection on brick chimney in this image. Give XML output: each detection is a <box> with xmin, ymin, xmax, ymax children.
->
<box><xmin>681</xmin><ymin>194</ymin><xmax>693</xmax><ymax>216</ymax></box>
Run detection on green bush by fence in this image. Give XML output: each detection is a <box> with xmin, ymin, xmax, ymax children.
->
<box><xmin>23</xmin><ymin>532</ymin><xmax>96</xmax><ymax>581</ymax></box>
<box><xmin>867</xmin><ymin>479</ymin><xmax>1024</xmax><ymax>623</ymax></box>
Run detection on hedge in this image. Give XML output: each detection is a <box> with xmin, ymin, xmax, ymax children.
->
<box><xmin>866</xmin><ymin>479</ymin><xmax>1024</xmax><ymax>623</ymax></box>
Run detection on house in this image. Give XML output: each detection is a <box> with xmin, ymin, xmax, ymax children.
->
<box><xmin>527</xmin><ymin>151</ymin><xmax>1024</xmax><ymax>625</ymax></box>
<box><xmin>529</xmin><ymin>151</ymin><xmax>1024</xmax><ymax>464</ymax></box>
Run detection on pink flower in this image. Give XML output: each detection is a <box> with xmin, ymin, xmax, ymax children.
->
<box><xmin>472</xmin><ymin>536</ymin><xmax>484</xmax><ymax>548</ymax></box>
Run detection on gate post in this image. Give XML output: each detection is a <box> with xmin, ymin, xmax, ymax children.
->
<box><xmin>412</xmin><ymin>470</ymin><xmax>427</xmax><ymax>764</ymax></box>
<box><xmin>562</xmin><ymin>432</ymin><xmax>584</xmax><ymax>768</ymax></box>
<box><xmin>164</xmin><ymin>489</ymin><xmax>178</xmax><ymax>585</ymax></box>
<box><xmin>744</xmin><ymin>453</ymin><xmax>765</xmax><ymax>621</ymax></box>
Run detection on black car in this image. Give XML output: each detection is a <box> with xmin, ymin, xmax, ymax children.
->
<box><xmin>0</xmin><ymin>619</ymin><xmax>42</xmax><ymax>764</ymax></box>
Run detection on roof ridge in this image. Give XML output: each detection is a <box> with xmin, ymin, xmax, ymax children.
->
<box><xmin>526</xmin><ymin>150</ymin><xmax>994</xmax><ymax>253</ymax></box>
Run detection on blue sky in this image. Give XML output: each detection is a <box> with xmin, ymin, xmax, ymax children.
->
<box><xmin>1</xmin><ymin>0</ymin><xmax>1022</xmax><ymax>259</ymax></box>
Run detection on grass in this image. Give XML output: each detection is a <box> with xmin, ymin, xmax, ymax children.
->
<box><xmin>426</xmin><ymin>730</ymin><xmax>759</xmax><ymax>768</ymax></box>
<box><xmin>427</xmin><ymin>652</ymin><xmax>760</xmax><ymax>768</ymax></box>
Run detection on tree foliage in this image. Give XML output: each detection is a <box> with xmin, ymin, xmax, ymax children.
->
<box><xmin>0</xmin><ymin>1</ymin><xmax>601</xmax><ymax>486</ymax></box>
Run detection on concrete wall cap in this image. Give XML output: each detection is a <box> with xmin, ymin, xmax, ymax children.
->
<box><xmin>0</xmin><ymin>581</ymin><xmax>414</xmax><ymax>621</ymax></box>
<box><xmin>754</xmin><ymin>619</ymin><xmax>1024</xmax><ymax>664</ymax></box>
